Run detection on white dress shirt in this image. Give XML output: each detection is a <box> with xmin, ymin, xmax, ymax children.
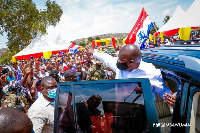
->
<box><xmin>28</xmin><ymin>94</ymin><xmax>54</xmax><ymax>133</ymax></box>
<box><xmin>38</xmin><ymin>72</ymin><xmax>49</xmax><ymax>79</ymax></box>
<box><xmin>93</xmin><ymin>51</ymin><xmax>171</xmax><ymax>100</ymax></box>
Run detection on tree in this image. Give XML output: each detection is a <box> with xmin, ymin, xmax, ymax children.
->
<box><xmin>87</xmin><ymin>37</ymin><xmax>93</xmax><ymax>43</ymax></box>
<box><xmin>163</xmin><ymin>15</ymin><xmax>170</xmax><ymax>24</ymax></box>
<box><xmin>100</xmin><ymin>42</ymin><xmax>106</xmax><ymax>46</ymax></box>
<box><xmin>150</xmin><ymin>22</ymin><xmax>159</xmax><ymax>35</ymax></box>
<box><xmin>0</xmin><ymin>0</ymin><xmax>63</xmax><ymax>52</ymax></box>
<box><xmin>79</xmin><ymin>41</ymin><xmax>86</xmax><ymax>47</ymax></box>
<box><xmin>95</xmin><ymin>36</ymin><xmax>100</xmax><ymax>40</ymax></box>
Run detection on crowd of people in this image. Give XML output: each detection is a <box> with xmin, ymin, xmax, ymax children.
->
<box><xmin>0</xmin><ymin>48</ymin><xmax>117</xmax><ymax>103</ymax></box>
<box><xmin>0</xmin><ymin>47</ymin><xmax>118</xmax><ymax>132</ymax></box>
<box><xmin>0</xmin><ymin>44</ymin><xmax>176</xmax><ymax>133</ymax></box>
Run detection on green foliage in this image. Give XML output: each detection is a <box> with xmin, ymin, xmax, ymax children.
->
<box><xmin>71</xmin><ymin>41</ymin><xmax>76</xmax><ymax>44</ymax></box>
<box><xmin>0</xmin><ymin>0</ymin><xmax>63</xmax><ymax>53</ymax></box>
<box><xmin>0</xmin><ymin>49</ymin><xmax>16</xmax><ymax>64</ymax></box>
<box><xmin>79</xmin><ymin>41</ymin><xmax>86</xmax><ymax>47</ymax></box>
<box><xmin>150</xmin><ymin>22</ymin><xmax>159</xmax><ymax>35</ymax></box>
<box><xmin>95</xmin><ymin>36</ymin><xmax>100</xmax><ymax>40</ymax></box>
<box><xmin>163</xmin><ymin>15</ymin><xmax>170</xmax><ymax>24</ymax></box>
<box><xmin>87</xmin><ymin>37</ymin><xmax>93</xmax><ymax>43</ymax></box>
<box><xmin>100</xmin><ymin>42</ymin><xmax>106</xmax><ymax>46</ymax></box>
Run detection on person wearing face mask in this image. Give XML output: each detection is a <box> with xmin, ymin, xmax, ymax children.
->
<box><xmin>87</xmin><ymin>44</ymin><xmax>171</xmax><ymax>101</ymax></box>
<box><xmin>28</xmin><ymin>76</ymin><xmax>57</xmax><ymax>133</ymax></box>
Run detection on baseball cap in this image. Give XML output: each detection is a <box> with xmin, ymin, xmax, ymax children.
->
<box><xmin>64</xmin><ymin>69</ymin><xmax>81</xmax><ymax>78</ymax></box>
<box><xmin>49</xmin><ymin>70</ymin><xmax>58</xmax><ymax>77</ymax></box>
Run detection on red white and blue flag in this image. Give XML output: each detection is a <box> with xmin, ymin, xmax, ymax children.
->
<box><xmin>125</xmin><ymin>8</ymin><xmax>154</xmax><ymax>49</ymax></box>
<box><xmin>67</xmin><ymin>42</ymin><xmax>78</xmax><ymax>55</ymax></box>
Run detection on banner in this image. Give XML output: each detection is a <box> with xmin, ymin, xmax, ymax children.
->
<box><xmin>96</xmin><ymin>42</ymin><xmax>101</xmax><ymax>47</ymax></box>
<box><xmin>149</xmin><ymin>34</ymin><xmax>153</xmax><ymax>42</ymax></box>
<box><xmin>43</xmin><ymin>51</ymin><xmax>52</xmax><ymax>59</ymax></box>
<box><xmin>92</xmin><ymin>40</ymin><xmax>95</xmax><ymax>49</ymax></box>
<box><xmin>125</xmin><ymin>8</ymin><xmax>154</xmax><ymax>49</ymax></box>
<box><xmin>178</xmin><ymin>27</ymin><xmax>191</xmax><ymax>40</ymax></box>
<box><xmin>160</xmin><ymin>32</ymin><xmax>164</xmax><ymax>42</ymax></box>
<box><xmin>12</xmin><ymin>56</ymin><xmax>16</xmax><ymax>63</ymax></box>
<box><xmin>123</xmin><ymin>39</ymin><xmax>126</xmax><ymax>45</ymax></box>
<box><xmin>111</xmin><ymin>37</ymin><xmax>116</xmax><ymax>50</ymax></box>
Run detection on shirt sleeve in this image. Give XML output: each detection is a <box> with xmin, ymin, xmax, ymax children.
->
<box><xmin>151</xmin><ymin>73</ymin><xmax>171</xmax><ymax>101</ymax></box>
<box><xmin>93</xmin><ymin>51</ymin><xmax>117</xmax><ymax>72</ymax></box>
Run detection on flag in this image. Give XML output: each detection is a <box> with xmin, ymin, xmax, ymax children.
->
<box><xmin>67</xmin><ymin>42</ymin><xmax>75</xmax><ymax>53</ymax></box>
<box><xmin>59</xmin><ymin>51</ymin><xmax>64</xmax><ymax>57</ymax></box>
<box><xmin>125</xmin><ymin>8</ymin><xmax>154</xmax><ymax>49</ymax></box>
<box><xmin>69</xmin><ymin>45</ymin><xmax>78</xmax><ymax>55</ymax></box>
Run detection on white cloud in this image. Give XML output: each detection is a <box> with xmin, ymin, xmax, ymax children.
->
<box><xmin>160</xmin><ymin>1</ymin><xmax>177</xmax><ymax>7</ymax></box>
<box><xmin>43</xmin><ymin>0</ymin><xmax>181</xmax><ymax>44</ymax></box>
<box><xmin>0</xmin><ymin>0</ymin><xmax>193</xmax><ymax>48</ymax></box>
<box><xmin>46</xmin><ymin>1</ymin><xmax>145</xmax><ymax>44</ymax></box>
<box><xmin>162</xmin><ymin>9</ymin><xmax>171</xmax><ymax>16</ymax></box>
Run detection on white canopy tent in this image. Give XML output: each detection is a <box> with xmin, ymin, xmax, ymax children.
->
<box><xmin>183</xmin><ymin>0</ymin><xmax>200</xmax><ymax>27</ymax></box>
<box><xmin>14</xmin><ymin>34</ymin><xmax>70</xmax><ymax>60</ymax></box>
<box><xmin>158</xmin><ymin>5</ymin><xmax>186</xmax><ymax>33</ymax></box>
<box><xmin>50</xmin><ymin>34</ymin><xmax>70</xmax><ymax>52</ymax></box>
<box><xmin>156</xmin><ymin>0</ymin><xmax>200</xmax><ymax>37</ymax></box>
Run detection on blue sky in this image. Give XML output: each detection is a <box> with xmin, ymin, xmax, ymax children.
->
<box><xmin>0</xmin><ymin>0</ymin><xmax>195</xmax><ymax>48</ymax></box>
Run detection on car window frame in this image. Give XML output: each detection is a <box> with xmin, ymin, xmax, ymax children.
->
<box><xmin>186</xmin><ymin>87</ymin><xmax>200</xmax><ymax>133</ymax></box>
<box><xmin>54</xmin><ymin>78</ymin><xmax>160</xmax><ymax>133</ymax></box>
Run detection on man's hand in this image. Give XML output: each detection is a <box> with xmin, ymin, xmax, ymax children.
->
<box><xmin>56</xmin><ymin>57</ymin><xmax>62</xmax><ymax>63</ymax></box>
<box><xmin>85</xmin><ymin>47</ymin><xmax>94</xmax><ymax>55</ymax></box>
<box><xmin>134</xmin><ymin>86</ymin><xmax>143</xmax><ymax>94</ymax></box>
<box><xmin>25</xmin><ymin>68</ymin><xmax>32</xmax><ymax>75</ymax></box>
<box><xmin>163</xmin><ymin>92</ymin><xmax>176</xmax><ymax>107</ymax></box>
<box><xmin>1</xmin><ymin>74</ymin><xmax>7</xmax><ymax>81</ymax></box>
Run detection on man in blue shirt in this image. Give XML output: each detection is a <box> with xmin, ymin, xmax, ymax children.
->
<box><xmin>6</xmin><ymin>71</ymin><xmax>15</xmax><ymax>85</ymax></box>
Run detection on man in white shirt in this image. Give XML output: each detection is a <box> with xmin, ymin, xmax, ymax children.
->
<box><xmin>38</xmin><ymin>66</ymin><xmax>49</xmax><ymax>79</ymax></box>
<box><xmin>28</xmin><ymin>76</ymin><xmax>57</xmax><ymax>133</ymax></box>
<box><xmin>87</xmin><ymin>44</ymin><xmax>171</xmax><ymax>100</ymax></box>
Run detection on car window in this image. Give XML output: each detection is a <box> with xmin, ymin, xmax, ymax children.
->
<box><xmin>54</xmin><ymin>79</ymin><xmax>160</xmax><ymax>133</ymax></box>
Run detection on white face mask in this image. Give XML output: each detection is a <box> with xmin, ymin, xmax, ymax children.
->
<box><xmin>48</xmin><ymin>88</ymin><xmax>57</xmax><ymax>99</ymax></box>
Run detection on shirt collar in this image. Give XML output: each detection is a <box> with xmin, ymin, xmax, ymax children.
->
<box><xmin>128</xmin><ymin>60</ymin><xmax>144</xmax><ymax>73</ymax></box>
<box><xmin>40</xmin><ymin>94</ymin><xmax>54</xmax><ymax>107</ymax></box>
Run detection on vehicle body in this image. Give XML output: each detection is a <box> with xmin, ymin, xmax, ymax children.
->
<box><xmin>54</xmin><ymin>45</ymin><xmax>200</xmax><ymax>133</ymax></box>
